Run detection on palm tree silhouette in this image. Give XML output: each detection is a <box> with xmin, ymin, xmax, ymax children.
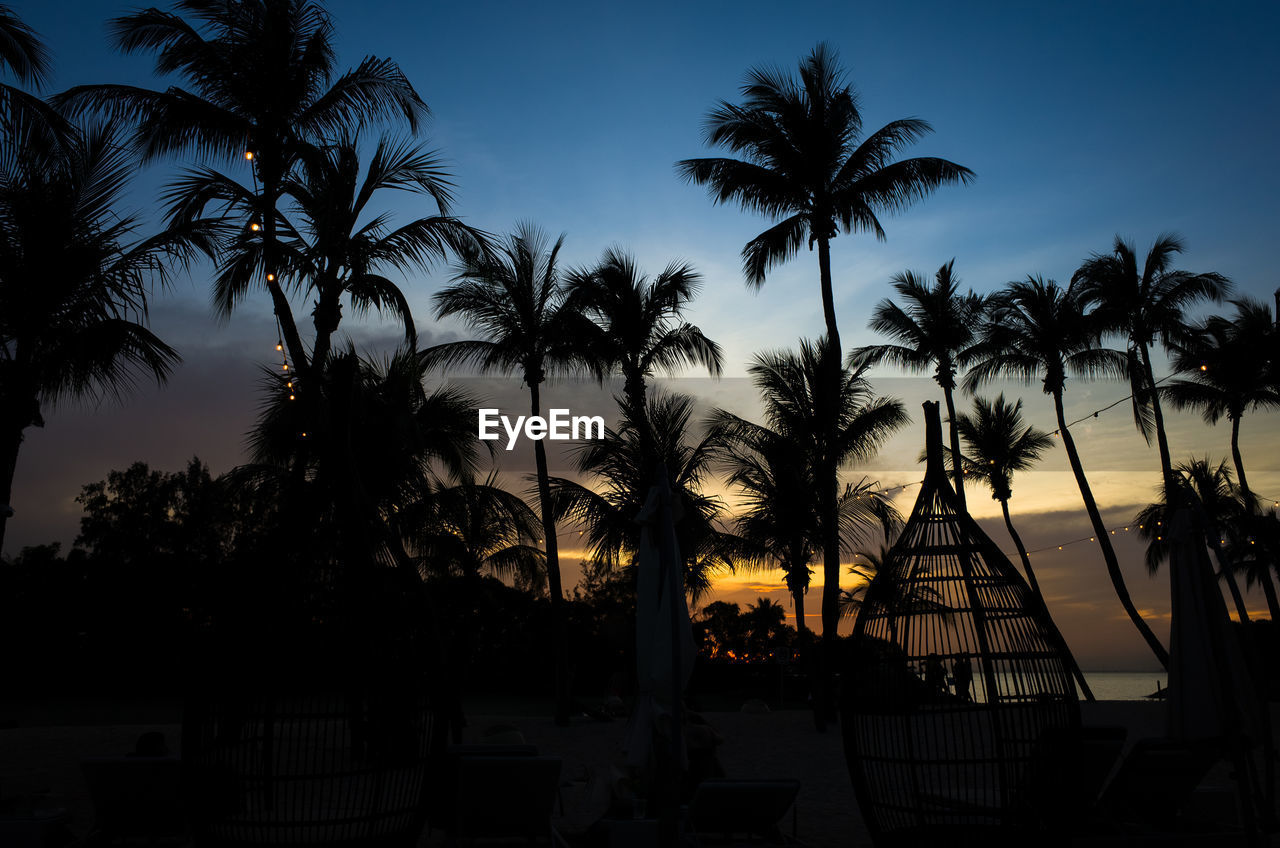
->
<box><xmin>855</xmin><ymin>260</ymin><xmax>985</xmax><ymax>506</ymax></box>
<box><xmin>676</xmin><ymin>42</ymin><xmax>972</xmax><ymax>350</ymax></box>
<box><xmin>550</xmin><ymin>392</ymin><xmax>739</xmax><ymax>603</ymax></box>
<box><xmin>746</xmin><ymin>339</ymin><xmax>908</xmax><ymax>646</ymax></box>
<box><xmin>952</xmin><ymin>393</ymin><xmax>1095</xmax><ymax>699</ymax></box>
<box><xmin>0</xmin><ymin>122</ymin><xmax>208</xmax><ymax>553</ymax></box>
<box><xmin>0</xmin><ymin>5</ymin><xmax>49</xmax><ymax>85</ymax></box>
<box><xmin>566</xmin><ymin>247</ymin><xmax>722</xmax><ymax>430</ymax></box>
<box><xmin>966</xmin><ymin>276</ymin><xmax>1169</xmax><ymax>668</ymax></box>
<box><xmin>708</xmin><ymin>411</ymin><xmax>899</xmax><ymax>636</ymax></box>
<box><xmin>411</xmin><ymin>471</ymin><xmax>546</xmax><ymax>594</ymax></box>
<box><xmin>952</xmin><ymin>394</ymin><xmax>1053</xmax><ymax>592</ymax></box>
<box><xmin>1164</xmin><ymin>298</ymin><xmax>1280</xmax><ymax>511</ymax></box>
<box><xmin>425</xmin><ymin>224</ymin><xmax>593</xmax><ymax>725</ymax></box>
<box><xmin>165</xmin><ymin>135</ymin><xmax>481</xmax><ymax>373</ymax></box>
<box><xmin>59</xmin><ymin>0</ymin><xmax>428</xmax><ymax>387</ymax></box>
<box><xmin>1135</xmin><ymin>458</ymin><xmax>1257</xmax><ymax>623</ymax></box>
<box><xmin>1072</xmin><ymin>234</ymin><xmax>1231</xmax><ymax>494</ymax></box>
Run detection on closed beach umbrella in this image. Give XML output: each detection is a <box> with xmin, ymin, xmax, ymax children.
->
<box><xmin>625</xmin><ymin>465</ymin><xmax>695</xmax><ymax>773</ymax></box>
<box><xmin>1165</xmin><ymin>506</ymin><xmax>1270</xmax><ymax>825</ymax></box>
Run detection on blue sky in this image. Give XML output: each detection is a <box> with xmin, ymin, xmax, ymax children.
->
<box><xmin>8</xmin><ymin>1</ymin><xmax>1280</xmax><ymax>667</ymax></box>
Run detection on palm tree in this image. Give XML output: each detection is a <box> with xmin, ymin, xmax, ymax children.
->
<box><xmin>855</xmin><ymin>260</ymin><xmax>985</xmax><ymax>506</ymax></box>
<box><xmin>1135</xmin><ymin>458</ymin><xmax>1257</xmax><ymax>623</ymax></box>
<box><xmin>745</xmin><ymin>339</ymin><xmax>909</xmax><ymax>646</ymax></box>
<box><xmin>425</xmin><ymin>224</ymin><xmax>591</xmax><ymax>725</ymax></box>
<box><xmin>165</xmin><ymin>135</ymin><xmax>482</xmax><ymax>374</ymax></box>
<box><xmin>0</xmin><ymin>6</ymin><xmax>68</xmax><ymax>146</ymax></box>
<box><xmin>952</xmin><ymin>393</ymin><xmax>1094</xmax><ymax>699</ymax></box>
<box><xmin>676</xmin><ymin>42</ymin><xmax>972</xmax><ymax>350</ymax></box>
<box><xmin>966</xmin><ymin>276</ymin><xmax>1170</xmax><ymax>668</ymax></box>
<box><xmin>245</xmin><ymin>345</ymin><xmax>481</xmax><ymax>562</ymax></box>
<box><xmin>59</xmin><ymin>0</ymin><xmax>428</xmax><ymax>388</ymax></box>
<box><xmin>1164</xmin><ymin>298</ymin><xmax>1280</xmax><ymax>510</ymax></box>
<box><xmin>410</xmin><ymin>472</ymin><xmax>546</xmax><ymax>593</ymax></box>
<box><xmin>1073</xmin><ymin>234</ymin><xmax>1231</xmax><ymax>494</ymax></box>
<box><xmin>708</xmin><ymin>412</ymin><xmax>899</xmax><ymax>636</ymax></box>
<box><xmin>0</xmin><ymin>122</ymin><xmax>207</xmax><ymax>554</ymax></box>
<box><xmin>550</xmin><ymin>391</ymin><xmax>740</xmax><ymax>603</ymax></box>
<box><xmin>566</xmin><ymin>247</ymin><xmax>722</xmax><ymax>428</ymax></box>
<box><xmin>953</xmin><ymin>394</ymin><xmax>1053</xmax><ymax>593</ymax></box>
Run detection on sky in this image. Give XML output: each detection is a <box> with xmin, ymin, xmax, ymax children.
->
<box><xmin>7</xmin><ymin>1</ymin><xmax>1280</xmax><ymax>670</ymax></box>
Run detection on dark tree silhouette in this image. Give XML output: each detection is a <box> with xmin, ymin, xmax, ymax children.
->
<box><xmin>856</xmin><ymin>260</ymin><xmax>985</xmax><ymax>506</ymax></box>
<box><xmin>967</xmin><ymin>276</ymin><xmax>1169</xmax><ymax>668</ymax></box>
<box><xmin>1073</xmin><ymin>234</ymin><xmax>1231</xmax><ymax>494</ymax></box>
<box><xmin>0</xmin><ymin>123</ymin><xmax>207</xmax><ymax>553</ymax></box>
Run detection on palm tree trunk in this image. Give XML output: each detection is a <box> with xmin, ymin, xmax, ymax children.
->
<box><xmin>1230</xmin><ymin>415</ymin><xmax>1280</xmax><ymax>616</ymax></box>
<box><xmin>1138</xmin><ymin>342</ymin><xmax>1175</xmax><ymax>494</ymax></box>
<box><xmin>942</xmin><ymin>383</ymin><xmax>966</xmax><ymax>508</ymax></box>
<box><xmin>818</xmin><ymin>453</ymin><xmax>840</xmax><ymax>724</ymax></box>
<box><xmin>1001</xmin><ymin>496</ymin><xmax>1095</xmax><ymax>700</ymax></box>
<box><xmin>1209</xmin><ymin>537</ymin><xmax>1251</xmax><ymax>623</ymax></box>
<box><xmin>530</xmin><ymin>380</ymin><xmax>571</xmax><ymax>726</ymax></box>
<box><xmin>792</xmin><ymin>583</ymin><xmax>807</xmax><ymax>636</ymax></box>
<box><xmin>815</xmin><ymin>237</ymin><xmax>840</xmax><ymax>351</ymax></box>
<box><xmin>1055</xmin><ymin>391</ymin><xmax>1170</xmax><ymax>668</ymax></box>
<box><xmin>258</xmin><ymin>158</ymin><xmax>308</xmax><ymax>378</ymax></box>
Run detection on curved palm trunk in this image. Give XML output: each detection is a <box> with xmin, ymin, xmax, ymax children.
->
<box><xmin>942</xmin><ymin>383</ymin><xmax>966</xmax><ymax>508</ymax></box>
<box><xmin>530</xmin><ymin>380</ymin><xmax>571</xmax><ymax>726</ymax></box>
<box><xmin>1054</xmin><ymin>391</ymin><xmax>1170</xmax><ymax>669</ymax></box>
<box><xmin>1138</xmin><ymin>343</ymin><xmax>1175</xmax><ymax>495</ymax></box>
<box><xmin>1230</xmin><ymin>416</ymin><xmax>1280</xmax><ymax>619</ymax></box>
<box><xmin>1209</xmin><ymin>535</ymin><xmax>1251</xmax><ymax>623</ymax></box>
<box><xmin>258</xmin><ymin>156</ymin><xmax>309</xmax><ymax>377</ymax></box>
<box><xmin>1001</xmin><ymin>497</ymin><xmax>1095</xmax><ymax>701</ymax></box>
<box><xmin>792</xmin><ymin>584</ymin><xmax>807</xmax><ymax>636</ymax></box>
<box><xmin>815</xmin><ymin>236</ymin><xmax>841</xmax><ymax>351</ymax></box>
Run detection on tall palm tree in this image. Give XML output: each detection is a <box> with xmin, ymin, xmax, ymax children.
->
<box><xmin>952</xmin><ymin>393</ymin><xmax>1095</xmax><ymax>699</ymax></box>
<box><xmin>855</xmin><ymin>260</ymin><xmax>985</xmax><ymax>506</ymax></box>
<box><xmin>676</xmin><ymin>42</ymin><xmax>972</xmax><ymax>351</ymax></box>
<box><xmin>566</xmin><ymin>247</ymin><xmax>722</xmax><ymax>427</ymax></box>
<box><xmin>0</xmin><ymin>5</ymin><xmax>49</xmax><ymax>86</ymax></box>
<box><xmin>59</xmin><ymin>0</ymin><xmax>428</xmax><ymax>387</ymax></box>
<box><xmin>165</xmin><ymin>135</ymin><xmax>481</xmax><ymax>373</ymax></box>
<box><xmin>1164</xmin><ymin>298</ymin><xmax>1280</xmax><ymax>510</ymax></box>
<box><xmin>1073</xmin><ymin>234</ymin><xmax>1231</xmax><ymax>493</ymax></box>
<box><xmin>550</xmin><ymin>391</ymin><xmax>740</xmax><ymax>603</ymax></box>
<box><xmin>966</xmin><ymin>276</ymin><xmax>1169</xmax><ymax>668</ymax></box>
<box><xmin>0</xmin><ymin>6</ymin><xmax>68</xmax><ymax>146</ymax></box>
<box><xmin>707</xmin><ymin>412</ymin><xmax>899</xmax><ymax>636</ymax></box>
<box><xmin>425</xmin><ymin>224</ymin><xmax>591</xmax><ymax>725</ymax></box>
<box><xmin>0</xmin><ymin>122</ymin><xmax>207</xmax><ymax>554</ymax></box>
<box><xmin>746</xmin><ymin>338</ymin><xmax>909</xmax><ymax>646</ymax></box>
<box><xmin>1135</xmin><ymin>458</ymin><xmax>1257</xmax><ymax>623</ymax></box>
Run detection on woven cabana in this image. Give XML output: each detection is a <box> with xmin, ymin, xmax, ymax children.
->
<box><xmin>842</xmin><ymin>401</ymin><xmax>1080</xmax><ymax>846</ymax></box>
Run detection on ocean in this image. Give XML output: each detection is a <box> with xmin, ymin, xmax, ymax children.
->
<box><xmin>1081</xmin><ymin>671</ymin><xmax>1168</xmax><ymax>700</ymax></box>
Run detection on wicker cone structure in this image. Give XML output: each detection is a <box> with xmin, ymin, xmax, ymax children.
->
<box><xmin>842</xmin><ymin>401</ymin><xmax>1080</xmax><ymax>847</ymax></box>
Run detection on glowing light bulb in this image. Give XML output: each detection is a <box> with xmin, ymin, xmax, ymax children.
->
<box><xmin>250</xmin><ymin>222</ymin><xmax>260</xmax><ymax>232</ymax></box>
<box><xmin>1058</xmin><ymin>546</ymin><xmax>1063</xmax><ymax>550</ymax></box>
<box><xmin>276</xmin><ymin>342</ymin><xmax>283</xmax><ymax>352</ymax></box>
<box><xmin>1200</xmin><ymin>363</ymin><xmax>1208</xmax><ymax>372</ymax></box>
<box><xmin>282</xmin><ymin>363</ymin><xmax>289</xmax><ymax>371</ymax></box>
<box><xmin>266</xmin><ymin>273</ymin><xmax>275</xmax><ymax>282</ymax></box>
<box><xmin>289</xmin><ymin>393</ymin><xmax>295</xmax><ymax>401</ymax></box>
<box><xmin>286</xmin><ymin>381</ymin><xmax>292</xmax><ymax>388</ymax></box>
<box><xmin>245</xmin><ymin>151</ymin><xmax>254</xmax><ymax>161</ymax></box>
<box><xmin>1089</xmin><ymin>537</ymin><xmax>1095</xmax><ymax>542</ymax></box>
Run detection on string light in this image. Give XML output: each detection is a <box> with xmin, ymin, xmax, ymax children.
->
<box><xmin>250</xmin><ymin>222</ymin><xmax>260</xmax><ymax>232</ymax></box>
<box><xmin>245</xmin><ymin>151</ymin><xmax>254</xmax><ymax>161</ymax></box>
<box><xmin>266</xmin><ymin>273</ymin><xmax>275</xmax><ymax>282</ymax></box>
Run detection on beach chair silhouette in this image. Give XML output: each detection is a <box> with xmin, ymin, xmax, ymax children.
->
<box><xmin>684</xmin><ymin>779</ymin><xmax>805</xmax><ymax>846</ymax></box>
<box><xmin>1097</xmin><ymin>737</ymin><xmax>1218</xmax><ymax>827</ymax></box>
<box><xmin>80</xmin><ymin>755</ymin><xmax>185</xmax><ymax>844</ymax></box>
<box><xmin>447</xmin><ymin>755</ymin><xmax>566</xmax><ymax>846</ymax></box>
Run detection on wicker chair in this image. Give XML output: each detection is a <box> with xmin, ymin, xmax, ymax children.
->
<box><xmin>841</xmin><ymin>401</ymin><xmax>1081</xmax><ymax>847</ymax></box>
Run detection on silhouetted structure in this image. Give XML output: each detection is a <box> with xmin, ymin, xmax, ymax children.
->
<box><xmin>842</xmin><ymin>402</ymin><xmax>1080</xmax><ymax>846</ymax></box>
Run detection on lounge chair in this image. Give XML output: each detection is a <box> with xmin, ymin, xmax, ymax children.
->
<box><xmin>1096</xmin><ymin>737</ymin><xmax>1218</xmax><ymax>828</ymax></box>
<box><xmin>683</xmin><ymin>779</ymin><xmax>805</xmax><ymax>847</ymax></box>
<box><xmin>80</xmin><ymin>755</ymin><xmax>186</xmax><ymax>844</ymax></box>
<box><xmin>446</xmin><ymin>755</ymin><xmax>566</xmax><ymax>846</ymax></box>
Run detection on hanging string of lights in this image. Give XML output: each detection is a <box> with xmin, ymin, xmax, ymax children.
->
<box><xmin>247</xmin><ymin>148</ymin><xmax>298</xmax><ymax>416</ymax></box>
